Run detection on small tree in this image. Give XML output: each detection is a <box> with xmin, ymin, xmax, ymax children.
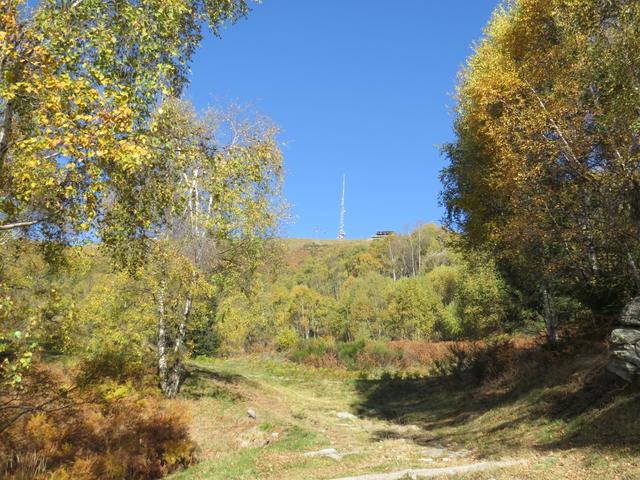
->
<box><xmin>144</xmin><ymin>99</ymin><xmax>283</xmax><ymax>398</ymax></box>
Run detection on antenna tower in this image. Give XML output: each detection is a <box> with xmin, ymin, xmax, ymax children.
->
<box><xmin>337</xmin><ymin>174</ymin><xmax>346</xmax><ymax>239</ymax></box>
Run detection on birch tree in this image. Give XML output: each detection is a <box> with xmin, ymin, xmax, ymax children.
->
<box><xmin>0</xmin><ymin>0</ymin><xmax>248</xmax><ymax>239</ymax></box>
<box><xmin>0</xmin><ymin>0</ymin><xmax>251</xmax><ymax>396</ymax></box>
<box><xmin>146</xmin><ymin>99</ymin><xmax>284</xmax><ymax>398</ymax></box>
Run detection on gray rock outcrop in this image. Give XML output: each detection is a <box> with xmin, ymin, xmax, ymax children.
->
<box><xmin>608</xmin><ymin>296</ymin><xmax>640</xmax><ymax>381</ymax></box>
<box><xmin>619</xmin><ymin>297</ymin><xmax>640</xmax><ymax>327</ymax></box>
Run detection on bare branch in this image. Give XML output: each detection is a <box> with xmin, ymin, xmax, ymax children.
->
<box><xmin>0</xmin><ymin>219</ymin><xmax>43</xmax><ymax>231</ymax></box>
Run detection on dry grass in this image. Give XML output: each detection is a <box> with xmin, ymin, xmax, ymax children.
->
<box><xmin>286</xmin><ymin>336</ymin><xmax>540</xmax><ymax>372</ymax></box>
<box><xmin>389</xmin><ymin>339</ymin><xmax>455</xmax><ymax>364</ymax></box>
<box><xmin>0</xmin><ymin>361</ymin><xmax>195</xmax><ymax>480</ymax></box>
<box><xmin>173</xmin><ymin>344</ymin><xmax>640</xmax><ymax>479</ymax></box>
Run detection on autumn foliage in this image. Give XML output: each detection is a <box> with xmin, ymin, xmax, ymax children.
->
<box><xmin>442</xmin><ymin>0</ymin><xmax>640</xmax><ymax>338</ymax></box>
<box><xmin>0</xmin><ymin>362</ymin><xmax>195</xmax><ymax>480</ymax></box>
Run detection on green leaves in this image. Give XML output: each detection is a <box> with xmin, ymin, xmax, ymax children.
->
<box><xmin>1</xmin><ymin>0</ymin><xmax>250</xmax><ymax>250</ymax></box>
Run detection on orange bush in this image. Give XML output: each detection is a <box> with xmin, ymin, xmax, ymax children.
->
<box><xmin>389</xmin><ymin>340</ymin><xmax>460</xmax><ymax>367</ymax></box>
<box><xmin>0</xmin><ymin>363</ymin><xmax>196</xmax><ymax>480</ymax></box>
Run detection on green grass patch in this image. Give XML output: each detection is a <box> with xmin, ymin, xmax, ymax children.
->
<box><xmin>170</xmin><ymin>447</ymin><xmax>261</xmax><ymax>480</ymax></box>
<box><xmin>170</xmin><ymin>425</ymin><xmax>326</xmax><ymax>480</ymax></box>
<box><xmin>272</xmin><ymin>425</ymin><xmax>327</xmax><ymax>452</ymax></box>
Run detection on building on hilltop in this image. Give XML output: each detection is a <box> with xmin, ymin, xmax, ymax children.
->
<box><xmin>371</xmin><ymin>230</ymin><xmax>394</xmax><ymax>240</ymax></box>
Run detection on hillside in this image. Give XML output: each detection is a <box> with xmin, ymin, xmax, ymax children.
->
<box><xmin>277</xmin><ymin>238</ymin><xmax>372</xmax><ymax>267</ymax></box>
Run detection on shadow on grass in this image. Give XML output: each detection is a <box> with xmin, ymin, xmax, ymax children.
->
<box><xmin>180</xmin><ymin>365</ymin><xmax>248</xmax><ymax>401</ymax></box>
<box><xmin>369</xmin><ymin>428</ymin><xmax>436</xmax><ymax>446</ymax></box>
<box><xmin>186</xmin><ymin>366</ymin><xmax>246</xmax><ymax>384</ymax></box>
<box><xmin>352</xmin><ymin>346</ymin><xmax>640</xmax><ymax>455</ymax></box>
<box><xmin>541</xmin><ymin>368</ymin><xmax>640</xmax><ymax>451</ymax></box>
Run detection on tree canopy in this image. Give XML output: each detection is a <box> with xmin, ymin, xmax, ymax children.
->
<box><xmin>1</xmin><ymin>0</ymin><xmax>248</xmax><ymax>244</ymax></box>
<box><xmin>442</xmin><ymin>0</ymin><xmax>640</xmax><ymax>339</ymax></box>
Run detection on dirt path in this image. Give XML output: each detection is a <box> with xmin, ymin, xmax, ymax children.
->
<box><xmin>170</xmin><ymin>358</ymin><xmax>536</xmax><ymax>480</ymax></box>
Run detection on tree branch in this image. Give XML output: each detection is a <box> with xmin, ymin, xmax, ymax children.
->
<box><xmin>0</xmin><ymin>219</ymin><xmax>43</xmax><ymax>231</ymax></box>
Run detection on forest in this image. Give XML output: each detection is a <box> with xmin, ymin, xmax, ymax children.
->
<box><xmin>2</xmin><ymin>0</ymin><xmax>640</xmax><ymax>479</ymax></box>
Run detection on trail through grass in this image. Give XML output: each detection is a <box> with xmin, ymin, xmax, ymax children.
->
<box><xmin>170</xmin><ymin>354</ymin><xmax>640</xmax><ymax>479</ymax></box>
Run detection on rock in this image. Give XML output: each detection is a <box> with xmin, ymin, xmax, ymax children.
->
<box><xmin>329</xmin><ymin>460</ymin><xmax>528</xmax><ymax>480</ymax></box>
<box><xmin>336</xmin><ymin>411</ymin><xmax>358</xmax><ymax>420</ymax></box>
<box><xmin>610</xmin><ymin>344</ymin><xmax>640</xmax><ymax>367</ymax></box>
<box><xmin>247</xmin><ymin>408</ymin><xmax>257</xmax><ymax>419</ymax></box>
<box><xmin>610</xmin><ymin>329</ymin><xmax>640</xmax><ymax>346</ymax></box>
<box><xmin>608</xmin><ymin>298</ymin><xmax>640</xmax><ymax>381</ymax></box>
<box><xmin>608</xmin><ymin>315</ymin><xmax>640</xmax><ymax>381</ymax></box>
<box><xmin>450</xmin><ymin>449</ymin><xmax>472</xmax><ymax>458</ymax></box>
<box><xmin>607</xmin><ymin>357</ymin><xmax>637</xmax><ymax>382</ymax></box>
<box><xmin>620</xmin><ymin>297</ymin><xmax>640</xmax><ymax>326</ymax></box>
<box><xmin>304</xmin><ymin>448</ymin><xmax>343</xmax><ymax>460</ymax></box>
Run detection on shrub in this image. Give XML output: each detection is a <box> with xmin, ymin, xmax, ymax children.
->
<box><xmin>356</xmin><ymin>341</ymin><xmax>403</xmax><ymax>368</ymax></box>
<box><xmin>188</xmin><ymin>318</ymin><xmax>220</xmax><ymax>356</ymax></box>
<box><xmin>77</xmin><ymin>348</ymin><xmax>149</xmax><ymax>385</ymax></box>
<box><xmin>336</xmin><ymin>339</ymin><xmax>366</xmax><ymax>367</ymax></box>
<box><xmin>288</xmin><ymin>338</ymin><xmax>338</xmax><ymax>368</ymax></box>
<box><xmin>276</xmin><ymin>327</ymin><xmax>299</xmax><ymax>351</ymax></box>
<box><xmin>0</xmin><ymin>362</ymin><xmax>196</xmax><ymax>480</ymax></box>
<box><xmin>438</xmin><ymin>337</ymin><xmax>515</xmax><ymax>382</ymax></box>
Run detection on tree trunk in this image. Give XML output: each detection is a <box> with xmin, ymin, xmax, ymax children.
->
<box><xmin>165</xmin><ymin>294</ymin><xmax>192</xmax><ymax>398</ymax></box>
<box><xmin>542</xmin><ymin>286</ymin><xmax>558</xmax><ymax>346</ymax></box>
<box><xmin>417</xmin><ymin>228</ymin><xmax>422</xmax><ymax>274</ymax></box>
<box><xmin>627</xmin><ymin>251</ymin><xmax>640</xmax><ymax>291</ymax></box>
<box><xmin>0</xmin><ymin>100</ymin><xmax>14</xmax><ymax>176</ymax></box>
<box><xmin>388</xmin><ymin>242</ymin><xmax>397</xmax><ymax>281</ymax></box>
<box><xmin>409</xmin><ymin>236</ymin><xmax>416</xmax><ymax>277</ymax></box>
<box><xmin>156</xmin><ymin>280</ymin><xmax>171</xmax><ymax>396</ymax></box>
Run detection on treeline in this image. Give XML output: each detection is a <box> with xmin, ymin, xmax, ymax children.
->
<box><xmin>1</xmin><ymin>225</ymin><xmax>514</xmax><ymax>360</ymax></box>
<box><xmin>442</xmin><ymin>0</ymin><xmax>640</xmax><ymax>343</ymax></box>
<box><xmin>212</xmin><ymin>224</ymin><xmax>521</xmax><ymax>355</ymax></box>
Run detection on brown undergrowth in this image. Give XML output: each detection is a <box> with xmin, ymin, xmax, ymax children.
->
<box><xmin>286</xmin><ymin>336</ymin><xmax>539</xmax><ymax>372</ymax></box>
<box><xmin>0</xmin><ymin>359</ymin><xmax>195</xmax><ymax>480</ymax></box>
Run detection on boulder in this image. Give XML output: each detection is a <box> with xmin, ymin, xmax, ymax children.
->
<box><xmin>421</xmin><ymin>447</ymin><xmax>447</xmax><ymax>458</ymax></box>
<box><xmin>619</xmin><ymin>297</ymin><xmax>640</xmax><ymax>326</ymax></box>
<box><xmin>607</xmin><ymin>357</ymin><xmax>637</xmax><ymax>383</ymax></box>
<box><xmin>610</xmin><ymin>328</ymin><xmax>640</xmax><ymax>346</ymax></box>
<box><xmin>336</xmin><ymin>411</ymin><xmax>358</xmax><ymax>420</ymax></box>
<box><xmin>304</xmin><ymin>448</ymin><xmax>343</xmax><ymax>460</ymax></box>
<box><xmin>610</xmin><ymin>344</ymin><xmax>640</xmax><ymax>367</ymax></box>
<box><xmin>608</xmin><ymin>298</ymin><xmax>640</xmax><ymax>382</ymax></box>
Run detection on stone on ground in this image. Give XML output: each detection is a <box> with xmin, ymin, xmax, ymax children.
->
<box><xmin>304</xmin><ymin>448</ymin><xmax>343</xmax><ymax>460</ymax></box>
<box><xmin>336</xmin><ymin>411</ymin><xmax>359</xmax><ymax>420</ymax></box>
<box><xmin>331</xmin><ymin>459</ymin><xmax>527</xmax><ymax>480</ymax></box>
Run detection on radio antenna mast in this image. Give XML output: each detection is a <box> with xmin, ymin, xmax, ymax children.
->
<box><xmin>337</xmin><ymin>174</ymin><xmax>346</xmax><ymax>239</ymax></box>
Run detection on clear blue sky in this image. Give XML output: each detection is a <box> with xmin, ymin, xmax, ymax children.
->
<box><xmin>186</xmin><ymin>0</ymin><xmax>499</xmax><ymax>239</ymax></box>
